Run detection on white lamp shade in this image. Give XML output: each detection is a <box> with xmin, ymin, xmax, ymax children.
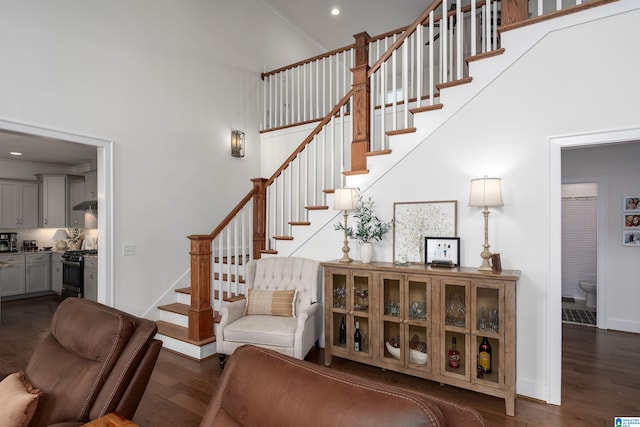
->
<box><xmin>333</xmin><ymin>188</ymin><xmax>358</xmax><ymax>210</ymax></box>
<box><xmin>52</xmin><ymin>229</ymin><xmax>69</xmax><ymax>240</ymax></box>
<box><xmin>469</xmin><ymin>176</ymin><xmax>504</xmax><ymax>207</ymax></box>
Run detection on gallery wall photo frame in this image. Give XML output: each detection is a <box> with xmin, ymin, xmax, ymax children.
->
<box><xmin>393</xmin><ymin>200</ymin><xmax>457</xmax><ymax>263</ymax></box>
<box><xmin>623</xmin><ymin>214</ymin><xmax>640</xmax><ymax>229</ymax></box>
<box><xmin>623</xmin><ymin>195</ymin><xmax>639</xmax><ymax>211</ymax></box>
<box><xmin>623</xmin><ymin>230</ymin><xmax>640</xmax><ymax>246</ymax></box>
<box><xmin>425</xmin><ymin>237</ymin><xmax>460</xmax><ymax>266</ymax></box>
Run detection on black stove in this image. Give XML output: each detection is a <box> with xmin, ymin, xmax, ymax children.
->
<box><xmin>61</xmin><ymin>250</ymin><xmax>98</xmax><ymax>299</ymax></box>
<box><xmin>62</xmin><ymin>249</ymin><xmax>98</xmax><ymax>262</ymax></box>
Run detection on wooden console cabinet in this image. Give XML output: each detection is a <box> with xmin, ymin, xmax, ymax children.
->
<box><xmin>322</xmin><ymin>261</ymin><xmax>519</xmax><ymax>416</ymax></box>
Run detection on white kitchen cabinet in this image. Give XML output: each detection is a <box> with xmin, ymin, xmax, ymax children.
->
<box><xmin>26</xmin><ymin>253</ymin><xmax>50</xmax><ymax>293</ymax></box>
<box><xmin>0</xmin><ymin>254</ymin><xmax>26</xmax><ymax>296</ymax></box>
<box><xmin>0</xmin><ymin>180</ymin><xmax>39</xmax><ymax>228</ymax></box>
<box><xmin>84</xmin><ymin>256</ymin><xmax>97</xmax><ymax>301</ymax></box>
<box><xmin>84</xmin><ymin>171</ymin><xmax>97</xmax><ymax>201</ymax></box>
<box><xmin>51</xmin><ymin>252</ymin><xmax>63</xmax><ymax>294</ymax></box>
<box><xmin>39</xmin><ymin>175</ymin><xmax>67</xmax><ymax>228</ymax></box>
<box><xmin>68</xmin><ymin>179</ymin><xmax>85</xmax><ymax>227</ymax></box>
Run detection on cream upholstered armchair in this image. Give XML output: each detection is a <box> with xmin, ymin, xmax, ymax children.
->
<box><xmin>217</xmin><ymin>257</ymin><xmax>322</xmax><ymax>369</ymax></box>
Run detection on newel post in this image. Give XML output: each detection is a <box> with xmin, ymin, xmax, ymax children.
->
<box><xmin>501</xmin><ymin>0</ymin><xmax>528</xmax><ymax>26</ymax></box>
<box><xmin>350</xmin><ymin>32</ymin><xmax>371</xmax><ymax>172</ymax></box>
<box><xmin>251</xmin><ymin>178</ymin><xmax>268</xmax><ymax>260</ymax></box>
<box><xmin>187</xmin><ymin>234</ymin><xmax>214</xmax><ymax>341</ymax></box>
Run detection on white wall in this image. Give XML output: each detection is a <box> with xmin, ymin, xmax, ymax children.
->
<box><xmin>562</xmin><ymin>143</ymin><xmax>640</xmax><ymax>331</ymax></box>
<box><xmin>0</xmin><ymin>0</ymin><xmax>322</xmax><ymax>314</ymax></box>
<box><xmin>288</xmin><ymin>5</ymin><xmax>640</xmax><ymax>403</ymax></box>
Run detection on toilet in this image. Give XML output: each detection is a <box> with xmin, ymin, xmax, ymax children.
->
<box><xmin>579</xmin><ymin>280</ymin><xmax>597</xmax><ymax>308</ymax></box>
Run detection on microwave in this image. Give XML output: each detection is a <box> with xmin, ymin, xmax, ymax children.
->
<box><xmin>0</xmin><ymin>232</ymin><xmax>18</xmax><ymax>252</ymax></box>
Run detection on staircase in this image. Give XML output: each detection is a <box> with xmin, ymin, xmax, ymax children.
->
<box><xmin>154</xmin><ymin>0</ymin><xmax>622</xmax><ymax>359</ymax></box>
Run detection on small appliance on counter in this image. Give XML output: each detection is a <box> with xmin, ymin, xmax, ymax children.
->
<box><xmin>22</xmin><ymin>240</ymin><xmax>38</xmax><ymax>252</ymax></box>
<box><xmin>0</xmin><ymin>232</ymin><xmax>18</xmax><ymax>252</ymax></box>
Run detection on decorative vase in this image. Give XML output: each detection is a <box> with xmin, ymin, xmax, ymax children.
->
<box><xmin>68</xmin><ymin>242</ymin><xmax>79</xmax><ymax>251</ymax></box>
<box><xmin>360</xmin><ymin>242</ymin><xmax>373</xmax><ymax>264</ymax></box>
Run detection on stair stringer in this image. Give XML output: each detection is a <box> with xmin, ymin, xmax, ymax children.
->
<box><xmin>258</xmin><ymin>1</ymin><xmax>635</xmax><ymax>259</ymax></box>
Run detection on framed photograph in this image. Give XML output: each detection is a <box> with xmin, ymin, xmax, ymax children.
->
<box><xmin>623</xmin><ymin>230</ymin><xmax>640</xmax><ymax>246</ymax></box>
<box><xmin>425</xmin><ymin>237</ymin><xmax>460</xmax><ymax>266</ymax></box>
<box><xmin>624</xmin><ymin>214</ymin><xmax>640</xmax><ymax>228</ymax></box>
<box><xmin>393</xmin><ymin>200</ymin><xmax>457</xmax><ymax>263</ymax></box>
<box><xmin>623</xmin><ymin>196</ymin><xmax>639</xmax><ymax>211</ymax></box>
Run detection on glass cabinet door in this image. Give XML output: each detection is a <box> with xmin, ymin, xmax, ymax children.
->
<box><xmin>441</xmin><ymin>278</ymin><xmax>470</xmax><ymax>379</ymax></box>
<box><xmin>472</xmin><ymin>282</ymin><xmax>504</xmax><ymax>387</ymax></box>
<box><xmin>381</xmin><ymin>274</ymin><xmax>430</xmax><ymax>371</ymax></box>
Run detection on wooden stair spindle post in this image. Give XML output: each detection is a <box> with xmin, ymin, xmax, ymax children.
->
<box><xmin>350</xmin><ymin>32</ymin><xmax>371</xmax><ymax>173</ymax></box>
<box><xmin>187</xmin><ymin>235</ymin><xmax>214</xmax><ymax>341</ymax></box>
<box><xmin>251</xmin><ymin>178</ymin><xmax>268</xmax><ymax>260</ymax></box>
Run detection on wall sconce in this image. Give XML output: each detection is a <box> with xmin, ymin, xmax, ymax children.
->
<box><xmin>333</xmin><ymin>188</ymin><xmax>358</xmax><ymax>263</ymax></box>
<box><xmin>468</xmin><ymin>176</ymin><xmax>504</xmax><ymax>271</ymax></box>
<box><xmin>231</xmin><ymin>130</ymin><xmax>245</xmax><ymax>157</ymax></box>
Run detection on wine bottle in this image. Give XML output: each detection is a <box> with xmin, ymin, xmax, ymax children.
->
<box><xmin>479</xmin><ymin>337</ymin><xmax>492</xmax><ymax>374</ymax></box>
<box><xmin>448</xmin><ymin>337</ymin><xmax>460</xmax><ymax>369</ymax></box>
<box><xmin>354</xmin><ymin>321</ymin><xmax>362</xmax><ymax>352</ymax></box>
<box><xmin>339</xmin><ymin>317</ymin><xmax>346</xmax><ymax>345</ymax></box>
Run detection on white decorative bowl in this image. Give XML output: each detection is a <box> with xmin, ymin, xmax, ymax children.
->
<box><xmin>385</xmin><ymin>342</ymin><xmax>427</xmax><ymax>365</ymax></box>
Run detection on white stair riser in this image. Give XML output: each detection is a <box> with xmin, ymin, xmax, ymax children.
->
<box><xmin>156</xmin><ymin>333</ymin><xmax>217</xmax><ymax>360</ymax></box>
<box><xmin>158</xmin><ymin>310</ymin><xmax>188</xmax><ymax>328</ymax></box>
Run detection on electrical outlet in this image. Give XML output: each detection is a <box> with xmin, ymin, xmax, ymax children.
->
<box><xmin>123</xmin><ymin>244</ymin><xmax>135</xmax><ymax>256</ymax></box>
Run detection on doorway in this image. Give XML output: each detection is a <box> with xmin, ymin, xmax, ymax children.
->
<box><xmin>561</xmin><ymin>182</ymin><xmax>598</xmax><ymax>326</ymax></box>
<box><xmin>0</xmin><ymin>118</ymin><xmax>114</xmax><ymax>306</ymax></box>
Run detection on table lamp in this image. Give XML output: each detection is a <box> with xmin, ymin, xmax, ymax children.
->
<box><xmin>468</xmin><ymin>176</ymin><xmax>503</xmax><ymax>271</ymax></box>
<box><xmin>333</xmin><ymin>188</ymin><xmax>358</xmax><ymax>263</ymax></box>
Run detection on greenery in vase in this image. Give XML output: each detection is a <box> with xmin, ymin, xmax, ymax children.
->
<box><xmin>68</xmin><ymin>227</ymin><xmax>83</xmax><ymax>244</ymax></box>
<box><xmin>334</xmin><ymin>193</ymin><xmax>392</xmax><ymax>243</ymax></box>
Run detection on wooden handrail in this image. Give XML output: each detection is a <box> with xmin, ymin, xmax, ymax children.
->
<box><xmin>210</xmin><ymin>187</ymin><xmax>258</xmax><ymax>239</ymax></box>
<box><xmin>368</xmin><ymin>1</ymin><xmax>444</xmax><ymax>79</ymax></box>
<box><xmin>265</xmin><ymin>89</ymin><xmax>354</xmax><ymax>187</ymax></box>
<box><xmin>261</xmin><ymin>44</ymin><xmax>356</xmax><ymax>79</ymax></box>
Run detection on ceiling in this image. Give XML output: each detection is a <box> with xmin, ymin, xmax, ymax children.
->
<box><xmin>0</xmin><ymin>130</ymin><xmax>97</xmax><ymax>167</ymax></box>
<box><xmin>262</xmin><ymin>0</ymin><xmax>427</xmax><ymax>50</ymax></box>
<box><xmin>0</xmin><ymin>1</ymin><xmax>425</xmax><ymax>167</ymax></box>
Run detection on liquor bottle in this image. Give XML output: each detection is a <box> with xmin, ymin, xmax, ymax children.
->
<box><xmin>339</xmin><ymin>317</ymin><xmax>346</xmax><ymax>345</ymax></box>
<box><xmin>448</xmin><ymin>337</ymin><xmax>460</xmax><ymax>369</ymax></box>
<box><xmin>479</xmin><ymin>337</ymin><xmax>492</xmax><ymax>374</ymax></box>
<box><xmin>354</xmin><ymin>321</ymin><xmax>362</xmax><ymax>352</ymax></box>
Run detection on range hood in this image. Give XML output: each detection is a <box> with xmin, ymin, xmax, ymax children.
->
<box><xmin>73</xmin><ymin>200</ymin><xmax>98</xmax><ymax>211</ymax></box>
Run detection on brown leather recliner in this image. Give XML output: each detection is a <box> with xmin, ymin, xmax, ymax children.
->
<box><xmin>200</xmin><ymin>345</ymin><xmax>487</xmax><ymax>427</ymax></box>
<box><xmin>25</xmin><ymin>298</ymin><xmax>162</xmax><ymax>427</ymax></box>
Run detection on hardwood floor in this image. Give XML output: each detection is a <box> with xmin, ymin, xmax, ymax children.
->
<box><xmin>1</xmin><ymin>295</ymin><xmax>639</xmax><ymax>426</ymax></box>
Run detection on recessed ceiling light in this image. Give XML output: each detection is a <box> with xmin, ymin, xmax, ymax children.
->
<box><xmin>10</xmin><ymin>152</ymin><xmax>22</xmax><ymax>156</ymax></box>
<box><xmin>331</xmin><ymin>8</ymin><xmax>340</xmax><ymax>16</ymax></box>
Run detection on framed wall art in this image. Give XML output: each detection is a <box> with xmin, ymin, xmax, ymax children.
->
<box><xmin>425</xmin><ymin>237</ymin><xmax>460</xmax><ymax>266</ymax></box>
<box><xmin>623</xmin><ymin>230</ymin><xmax>640</xmax><ymax>246</ymax></box>
<box><xmin>623</xmin><ymin>196</ymin><xmax>639</xmax><ymax>211</ymax></box>
<box><xmin>393</xmin><ymin>200</ymin><xmax>457</xmax><ymax>263</ymax></box>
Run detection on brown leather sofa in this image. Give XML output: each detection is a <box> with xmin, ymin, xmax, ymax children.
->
<box><xmin>25</xmin><ymin>298</ymin><xmax>162</xmax><ymax>427</ymax></box>
<box><xmin>200</xmin><ymin>345</ymin><xmax>487</xmax><ymax>427</ymax></box>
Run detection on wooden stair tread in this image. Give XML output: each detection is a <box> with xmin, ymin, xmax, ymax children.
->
<box><xmin>156</xmin><ymin>320</ymin><xmax>217</xmax><ymax>346</ymax></box>
<box><xmin>176</xmin><ymin>287</ymin><xmax>191</xmax><ymax>295</ymax></box>
<box><xmin>260</xmin><ymin>249</ymin><xmax>278</xmax><ymax>254</ymax></box>
<box><xmin>305</xmin><ymin>205</ymin><xmax>329</xmax><ymax>210</ymax></box>
<box><xmin>158</xmin><ymin>302</ymin><xmax>190</xmax><ymax>316</ymax></box>
<box><xmin>289</xmin><ymin>221</ymin><xmax>311</xmax><ymax>226</ymax></box>
<box><xmin>436</xmin><ymin>76</ymin><xmax>473</xmax><ymax>91</ymax></box>
<box><xmin>410</xmin><ymin>103</ymin><xmax>444</xmax><ymax>114</ymax></box>
<box><xmin>273</xmin><ymin>235</ymin><xmax>294</xmax><ymax>240</ymax></box>
<box><xmin>213</xmin><ymin>255</ymin><xmax>250</xmax><ymax>265</ymax></box>
<box><xmin>323</xmin><ymin>189</ymin><xmax>335</xmax><ymax>194</ymax></box>
<box><xmin>342</xmin><ymin>169</ymin><xmax>369</xmax><ymax>176</ymax></box>
<box><xmin>175</xmin><ymin>287</ymin><xmax>245</xmax><ymax>302</ymax></box>
<box><xmin>466</xmin><ymin>48</ymin><xmax>505</xmax><ymax>63</ymax></box>
<box><xmin>364</xmin><ymin>149</ymin><xmax>392</xmax><ymax>157</ymax></box>
<box><xmin>385</xmin><ymin>127</ymin><xmax>417</xmax><ymax>136</ymax></box>
<box><xmin>213</xmin><ymin>272</ymin><xmax>245</xmax><ymax>283</ymax></box>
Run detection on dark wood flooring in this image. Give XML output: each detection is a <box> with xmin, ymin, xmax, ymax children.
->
<box><xmin>2</xmin><ymin>295</ymin><xmax>639</xmax><ymax>426</ymax></box>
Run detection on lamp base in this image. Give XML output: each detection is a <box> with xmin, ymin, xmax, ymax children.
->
<box><xmin>56</xmin><ymin>240</ymin><xmax>68</xmax><ymax>251</ymax></box>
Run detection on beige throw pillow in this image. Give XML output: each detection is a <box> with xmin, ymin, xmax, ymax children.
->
<box><xmin>0</xmin><ymin>371</ymin><xmax>42</xmax><ymax>427</ymax></box>
<box><xmin>245</xmin><ymin>288</ymin><xmax>298</xmax><ymax>317</ymax></box>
